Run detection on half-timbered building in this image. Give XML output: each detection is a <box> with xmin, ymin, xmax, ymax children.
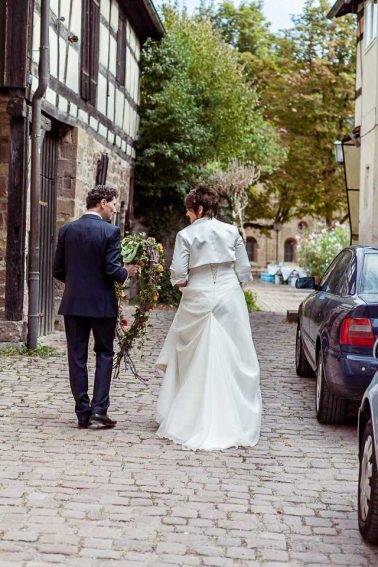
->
<box><xmin>328</xmin><ymin>1</ymin><xmax>377</xmax><ymax>245</ymax></box>
<box><xmin>0</xmin><ymin>0</ymin><xmax>164</xmax><ymax>342</ymax></box>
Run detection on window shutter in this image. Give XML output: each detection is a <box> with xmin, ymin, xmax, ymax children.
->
<box><xmin>80</xmin><ymin>0</ymin><xmax>100</xmax><ymax>105</ymax></box>
<box><xmin>116</xmin><ymin>15</ymin><xmax>127</xmax><ymax>86</ymax></box>
<box><xmin>90</xmin><ymin>0</ymin><xmax>100</xmax><ymax>105</ymax></box>
<box><xmin>80</xmin><ymin>0</ymin><xmax>91</xmax><ymax>101</ymax></box>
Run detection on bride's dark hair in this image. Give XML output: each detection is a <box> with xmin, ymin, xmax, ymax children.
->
<box><xmin>184</xmin><ymin>185</ymin><xmax>219</xmax><ymax>218</ymax></box>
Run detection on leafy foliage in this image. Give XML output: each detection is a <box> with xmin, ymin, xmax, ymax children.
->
<box><xmin>158</xmin><ymin>269</ymin><xmax>182</xmax><ymax>307</ymax></box>
<box><xmin>297</xmin><ymin>224</ymin><xmax>350</xmax><ymax>276</ymax></box>
<box><xmin>205</xmin><ymin>0</ymin><xmax>356</xmax><ymax>226</ymax></box>
<box><xmin>134</xmin><ymin>6</ymin><xmax>283</xmax><ymax>239</ymax></box>
<box><xmin>243</xmin><ymin>288</ymin><xmax>261</xmax><ymax>312</ymax></box>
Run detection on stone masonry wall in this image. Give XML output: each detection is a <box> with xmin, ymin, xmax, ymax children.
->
<box><xmin>0</xmin><ymin>95</ymin><xmax>26</xmax><ymax>341</ymax></box>
<box><xmin>54</xmin><ymin>126</ymin><xmax>131</xmax><ymax>329</ymax></box>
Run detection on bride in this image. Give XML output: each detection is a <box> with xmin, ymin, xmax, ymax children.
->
<box><xmin>156</xmin><ymin>186</ymin><xmax>261</xmax><ymax>450</ymax></box>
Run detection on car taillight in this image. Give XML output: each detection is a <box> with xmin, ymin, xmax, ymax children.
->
<box><xmin>340</xmin><ymin>318</ymin><xmax>375</xmax><ymax>347</ymax></box>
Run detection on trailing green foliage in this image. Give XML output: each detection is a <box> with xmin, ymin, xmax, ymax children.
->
<box><xmin>244</xmin><ymin>288</ymin><xmax>260</xmax><ymax>312</ymax></box>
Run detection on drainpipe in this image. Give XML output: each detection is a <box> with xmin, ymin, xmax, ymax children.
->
<box><xmin>27</xmin><ymin>0</ymin><xmax>50</xmax><ymax>349</ymax></box>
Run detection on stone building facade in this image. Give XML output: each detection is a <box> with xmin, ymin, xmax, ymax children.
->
<box><xmin>244</xmin><ymin>217</ymin><xmax>316</xmax><ymax>271</ymax></box>
<box><xmin>0</xmin><ymin>0</ymin><xmax>163</xmax><ymax>342</ymax></box>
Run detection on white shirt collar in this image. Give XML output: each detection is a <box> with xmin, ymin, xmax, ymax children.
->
<box><xmin>83</xmin><ymin>211</ymin><xmax>102</xmax><ymax>219</ymax></box>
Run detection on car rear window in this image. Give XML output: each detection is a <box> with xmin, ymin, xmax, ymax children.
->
<box><xmin>360</xmin><ymin>254</ymin><xmax>378</xmax><ymax>293</ymax></box>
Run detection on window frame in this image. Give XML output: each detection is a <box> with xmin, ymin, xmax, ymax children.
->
<box><xmin>365</xmin><ymin>0</ymin><xmax>378</xmax><ymax>49</ymax></box>
<box><xmin>318</xmin><ymin>250</ymin><xmax>353</xmax><ymax>296</ymax></box>
<box><xmin>359</xmin><ymin>252</ymin><xmax>378</xmax><ymax>294</ymax></box>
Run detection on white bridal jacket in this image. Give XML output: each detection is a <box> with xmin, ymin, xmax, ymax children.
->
<box><xmin>170</xmin><ymin>217</ymin><xmax>253</xmax><ymax>286</ymax></box>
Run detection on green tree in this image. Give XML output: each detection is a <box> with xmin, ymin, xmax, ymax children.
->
<box><xmin>134</xmin><ymin>6</ymin><xmax>283</xmax><ymax>239</ymax></box>
<box><xmin>206</xmin><ymin>0</ymin><xmax>356</xmax><ymax>226</ymax></box>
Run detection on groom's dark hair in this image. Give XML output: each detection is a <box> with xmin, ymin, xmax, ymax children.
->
<box><xmin>86</xmin><ymin>185</ymin><xmax>118</xmax><ymax>209</ymax></box>
<box><xmin>185</xmin><ymin>185</ymin><xmax>219</xmax><ymax>218</ymax></box>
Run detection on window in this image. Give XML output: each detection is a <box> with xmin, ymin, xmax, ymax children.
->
<box><xmin>319</xmin><ymin>251</ymin><xmax>352</xmax><ymax>295</ymax></box>
<box><xmin>360</xmin><ymin>253</ymin><xmax>378</xmax><ymax>293</ymax></box>
<box><xmin>337</xmin><ymin>256</ymin><xmax>357</xmax><ymax>296</ymax></box>
<box><xmin>117</xmin><ymin>14</ymin><xmax>127</xmax><ymax>86</ymax></box>
<box><xmin>246</xmin><ymin>237</ymin><xmax>257</xmax><ymax>262</ymax></box>
<box><xmin>365</xmin><ymin>0</ymin><xmax>378</xmax><ymax>48</ymax></box>
<box><xmin>80</xmin><ymin>0</ymin><xmax>100</xmax><ymax>105</ymax></box>
<box><xmin>297</xmin><ymin>221</ymin><xmax>308</xmax><ymax>233</ymax></box>
<box><xmin>96</xmin><ymin>153</ymin><xmax>109</xmax><ymax>185</ymax></box>
<box><xmin>284</xmin><ymin>238</ymin><xmax>296</xmax><ymax>263</ymax></box>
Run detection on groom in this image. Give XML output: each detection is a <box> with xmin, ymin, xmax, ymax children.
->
<box><xmin>54</xmin><ymin>185</ymin><xmax>138</xmax><ymax>429</ymax></box>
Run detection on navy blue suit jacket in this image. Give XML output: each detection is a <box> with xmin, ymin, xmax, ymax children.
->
<box><xmin>54</xmin><ymin>214</ymin><xmax>128</xmax><ymax>317</ymax></box>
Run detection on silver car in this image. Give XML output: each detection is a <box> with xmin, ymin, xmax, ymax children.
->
<box><xmin>358</xmin><ymin>370</ymin><xmax>378</xmax><ymax>543</ymax></box>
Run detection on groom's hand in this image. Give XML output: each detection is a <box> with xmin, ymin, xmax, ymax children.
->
<box><xmin>125</xmin><ymin>264</ymin><xmax>139</xmax><ymax>278</ymax></box>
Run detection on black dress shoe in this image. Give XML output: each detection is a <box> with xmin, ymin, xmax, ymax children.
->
<box><xmin>89</xmin><ymin>414</ymin><xmax>117</xmax><ymax>428</ymax></box>
<box><xmin>78</xmin><ymin>421</ymin><xmax>90</xmax><ymax>429</ymax></box>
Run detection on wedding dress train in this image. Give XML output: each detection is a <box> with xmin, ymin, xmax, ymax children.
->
<box><xmin>156</xmin><ymin>262</ymin><xmax>261</xmax><ymax>450</ymax></box>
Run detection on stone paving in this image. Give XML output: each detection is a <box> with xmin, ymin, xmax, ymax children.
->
<box><xmin>249</xmin><ymin>281</ymin><xmax>311</xmax><ymax>314</ymax></box>
<box><xmin>0</xmin><ymin>301</ymin><xmax>378</xmax><ymax>565</ymax></box>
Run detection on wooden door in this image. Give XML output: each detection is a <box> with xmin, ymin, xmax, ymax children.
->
<box><xmin>39</xmin><ymin>129</ymin><xmax>58</xmax><ymax>336</ymax></box>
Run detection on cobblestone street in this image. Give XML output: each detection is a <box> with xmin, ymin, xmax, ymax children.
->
<box><xmin>1</xmin><ymin>290</ymin><xmax>378</xmax><ymax>566</ymax></box>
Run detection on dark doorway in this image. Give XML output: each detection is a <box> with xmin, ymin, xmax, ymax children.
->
<box><xmin>284</xmin><ymin>238</ymin><xmax>297</xmax><ymax>263</ymax></box>
<box><xmin>246</xmin><ymin>237</ymin><xmax>258</xmax><ymax>262</ymax></box>
<box><xmin>39</xmin><ymin>128</ymin><xmax>58</xmax><ymax>336</ymax></box>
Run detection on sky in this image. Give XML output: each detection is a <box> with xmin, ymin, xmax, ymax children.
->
<box><xmin>155</xmin><ymin>1</ymin><xmax>307</xmax><ymax>31</ymax></box>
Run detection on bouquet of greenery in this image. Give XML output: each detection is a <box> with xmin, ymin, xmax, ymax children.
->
<box><xmin>113</xmin><ymin>233</ymin><xmax>165</xmax><ymax>383</ymax></box>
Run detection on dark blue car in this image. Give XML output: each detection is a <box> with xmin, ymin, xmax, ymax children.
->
<box><xmin>295</xmin><ymin>246</ymin><xmax>378</xmax><ymax>424</ymax></box>
<box><xmin>357</xmin><ymin>370</ymin><xmax>378</xmax><ymax>544</ymax></box>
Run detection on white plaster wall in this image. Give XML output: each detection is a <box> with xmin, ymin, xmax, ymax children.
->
<box><xmin>65</xmin><ymin>46</ymin><xmax>79</xmax><ymax>92</ymax></box>
<box><xmin>97</xmin><ymin>72</ymin><xmax>107</xmax><ymax>115</ymax></box>
<box><xmin>359</xmin><ymin>128</ymin><xmax>378</xmax><ymax>244</ymax></box>
<box><xmin>99</xmin><ymin>23</ymin><xmax>110</xmax><ymax>68</ymax></box>
<box><xmin>101</xmin><ymin>0</ymin><xmax>111</xmax><ymax>19</ymax></box>
<box><xmin>110</xmin><ymin>0</ymin><xmax>119</xmax><ymax>32</ymax></box>
<box><xmin>70</xmin><ymin>0</ymin><xmax>82</xmax><ymax>37</ymax></box>
<box><xmin>109</xmin><ymin>35</ymin><xmax>117</xmax><ymax>77</ymax></box>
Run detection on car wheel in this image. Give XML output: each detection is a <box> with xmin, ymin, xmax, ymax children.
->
<box><xmin>315</xmin><ymin>348</ymin><xmax>348</xmax><ymax>424</ymax></box>
<box><xmin>358</xmin><ymin>419</ymin><xmax>378</xmax><ymax>543</ymax></box>
<box><xmin>295</xmin><ymin>324</ymin><xmax>314</xmax><ymax>377</ymax></box>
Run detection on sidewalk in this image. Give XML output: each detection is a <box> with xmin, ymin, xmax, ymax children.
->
<box><xmin>249</xmin><ymin>280</ymin><xmax>311</xmax><ymax>314</ymax></box>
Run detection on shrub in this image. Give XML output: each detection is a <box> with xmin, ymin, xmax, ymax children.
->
<box><xmin>297</xmin><ymin>225</ymin><xmax>350</xmax><ymax>277</ymax></box>
<box><xmin>158</xmin><ymin>270</ymin><xmax>182</xmax><ymax>307</ymax></box>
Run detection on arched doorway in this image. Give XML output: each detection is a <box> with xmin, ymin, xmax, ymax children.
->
<box><xmin>284</xmin><ymin>238</ymin><xmax>297</xmax><ymax>263</ymax></box>
<box><xmin>246</xmin><ymin>237</ymin><xmax>258</xmax><ymax>262</ymax></box>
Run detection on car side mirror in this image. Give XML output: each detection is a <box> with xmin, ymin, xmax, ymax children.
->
<box><xmin>295</xmin><ymin>276</ymin><xmax>317</xmax><ymax>290</ymax></box>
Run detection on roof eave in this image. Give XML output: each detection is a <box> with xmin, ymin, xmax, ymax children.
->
<box><xmin>327</xmin><ymin>0</ymin><xmax>359</xmax><ymax>19</ymax></box>
<box><xmin>142</xmin><ymin>0</ymin><xmax>165</xmax><ymax>39</ymax></box>
<box><xmin>119</xmin><ymin>0</ymin><xmax>165</xmax><ymax>43</ymax></box>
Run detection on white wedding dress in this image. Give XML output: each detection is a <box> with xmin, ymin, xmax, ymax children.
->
<box><xmin>156</xmin><ymin>218</ymin><xmax>261</xmax><ymax>451</ymax></box>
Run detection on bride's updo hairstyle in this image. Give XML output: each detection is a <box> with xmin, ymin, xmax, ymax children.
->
<box><xmin>184</xmin><ymin>186</ymin><xmax>219</xmax><ymax>219</ymax></box>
